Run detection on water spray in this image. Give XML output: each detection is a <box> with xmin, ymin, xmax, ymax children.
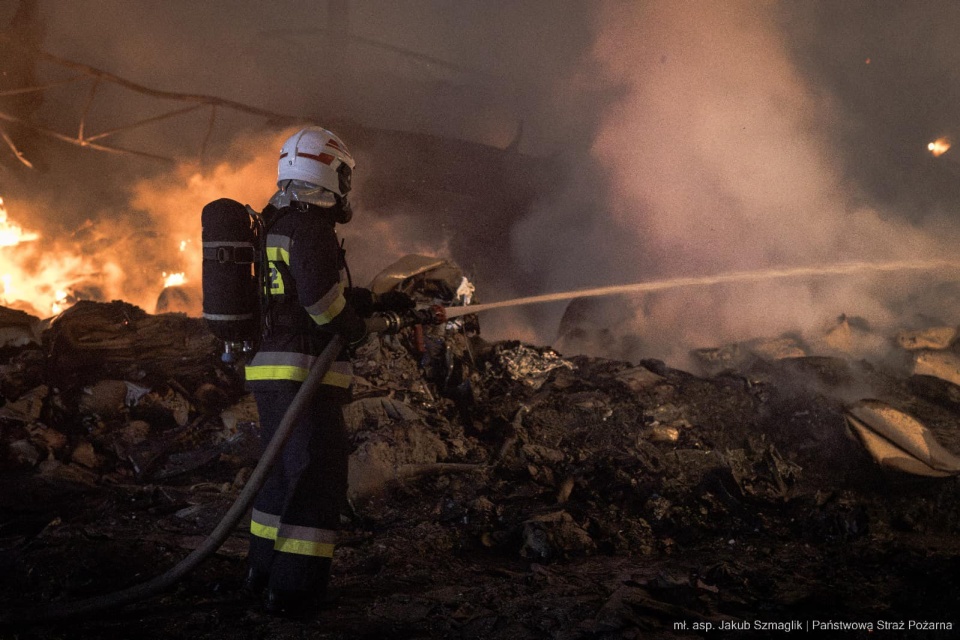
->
<box><xmin>443</xmin><ymin>259</ymin><xmax>960</xmax><ymax>319</ymax></box>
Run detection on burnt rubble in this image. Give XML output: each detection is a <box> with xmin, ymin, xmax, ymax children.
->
<box><xmin>1</xmin><ymin>302</ymin><xmax>959</xmax><ymax>639</ymax></box>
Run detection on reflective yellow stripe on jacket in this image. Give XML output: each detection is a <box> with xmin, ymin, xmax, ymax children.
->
<box><xmin>304</xmin><ymin>281</ymin><xmax>347</xmax><ymax>325</ymax></box>
<box><xmin>266</xmin><ymin>234</ymin><xmax>347</xmax><ymax>326</ymax></box>
<box><xmin>246</xmin><ymin>352</ymin><xmax>353</xmax><ymax>387</ymax></box>
<box><xmin>250</xmin><ymin>509</ymin><xmax>336</xmax><ymax>558</ymax></box>
<box><xmin>265</xmin><ymin>236</ymin><xmax>291</xmax><ymax>296</ymax></box>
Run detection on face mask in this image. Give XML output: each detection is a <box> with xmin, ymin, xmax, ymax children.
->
<box><xmin>269</xmin><ymin>181</ymin><xmax>353</xmax><ymax>224</ymax></box>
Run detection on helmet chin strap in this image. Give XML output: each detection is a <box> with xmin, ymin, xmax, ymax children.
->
<box><xmin>285</xmin><ymin>197</ymin><xmax>352</xmax><ymax>225</ymax></box>
<box><xmin>333</xmin><ymin>195</ymin><xmax>353</xmax><ymax>224</ymax></box>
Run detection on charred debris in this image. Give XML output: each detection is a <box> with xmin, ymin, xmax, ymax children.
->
<box><xmin>1</xmin><ymin>270</ymin><xmax>960</xmax><ymax>638</ymax></box>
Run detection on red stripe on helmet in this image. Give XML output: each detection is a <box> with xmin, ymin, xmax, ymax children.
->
<box><xmin>297</xmin><ymin>152</ymin><xmax>335</xmax><ymax>165</ymax></box>
<box><xmin>325</xmin><ymin>138</ymin><xmax>342</xmax><ymax>151</ymax></box>
<box><xmin>279</xmin><ymin>152</ymin><xmax>289</xmax><ymax>158</ymax></box>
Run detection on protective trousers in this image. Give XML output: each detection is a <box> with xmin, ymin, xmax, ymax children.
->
<box><xmin>247</xmin><ymin>383</ymin><xmax>350</xmax><ymax>593</ymax></box>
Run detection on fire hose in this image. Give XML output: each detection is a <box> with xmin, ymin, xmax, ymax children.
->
<box><xmin>1</xmin><ymin>307</ymin><xmax>446</xmax><ymax>625</ymax></box>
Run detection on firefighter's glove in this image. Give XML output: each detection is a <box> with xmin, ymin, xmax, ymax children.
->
<box><xmin>344</xmin><ymin>287</ymin><xmax>376</xmax><ymax>317</ymax></box>
<box><xmin>374</xmin><ymin>290</ymin><xmax>416</xmax><ymax>312</ymax></box>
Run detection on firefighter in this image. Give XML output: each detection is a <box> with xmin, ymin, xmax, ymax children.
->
<box><xmin>241</xmin><ymin>126</ymin><xmax>410</xmax><ymax>617</ymax></box>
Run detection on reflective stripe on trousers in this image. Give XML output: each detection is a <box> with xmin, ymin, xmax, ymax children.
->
<box><xmin>250</xmin><ymin>508</ymin><xmax>337</xmax><ymax>558</ymax></box>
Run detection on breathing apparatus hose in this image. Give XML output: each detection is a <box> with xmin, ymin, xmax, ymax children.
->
<box><xmin>2</xmin><ymin>335</ymin><xmax>344</xmax><ymax>625</ymax></box>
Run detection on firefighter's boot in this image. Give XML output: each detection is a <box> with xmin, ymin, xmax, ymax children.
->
<box><xmin>263</xmin><ymin>558</ymin><xmax>334</xmax><ymax>618</ymax></box>
<box><xmin>241</xmin><ymin>566</ymin><xmax>269</xmax><ymax>598</ymax></box>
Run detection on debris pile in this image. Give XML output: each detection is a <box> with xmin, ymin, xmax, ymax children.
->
<box><xmin>1</xmin><ymin>298</ymin><xmax>960</xmax><ymax>638</ymax></box>
<box><xmin>1</xmin><ymin>300</ymin><xmax>249</xmax><ymax>486</ymax></box>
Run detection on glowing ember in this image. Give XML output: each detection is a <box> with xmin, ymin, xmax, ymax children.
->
<box><xmin>928</xmin><ymin>138</ymin><xmax>951</xmax><ymax>157</ymax></box>
<box><xmin>163</xmin><ymin>271</ymin><xmax>187</xmax><ymax>288</ymax></box>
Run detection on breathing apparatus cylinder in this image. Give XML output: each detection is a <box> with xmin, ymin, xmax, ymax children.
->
<box><xmin>201</xmin><ymin>198</ymin><xmax>262</xmax><ymax>353</ymax></box>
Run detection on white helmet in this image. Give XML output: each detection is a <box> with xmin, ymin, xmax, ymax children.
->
<box><xmin>277</xmin><ymin>127</ymin><xmax>356</xmax><ymax>197</ymax></box>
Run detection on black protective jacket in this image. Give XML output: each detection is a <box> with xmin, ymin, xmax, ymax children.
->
<box><xmin>244</xmin><ymin>204</ymin><xmax>364</xmax><ymax>389</ymax></box>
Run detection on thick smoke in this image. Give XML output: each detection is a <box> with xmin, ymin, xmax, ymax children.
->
<box><xmin>515</xmin><ymin>1</ymin><xmax>960</xmax><ymax>367</ymax></box>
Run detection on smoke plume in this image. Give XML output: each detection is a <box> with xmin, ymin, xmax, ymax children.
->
<box><xmin>515</xmin><ymin>0</ymin><xmax>960</xmax><ymax>366</ymax></box>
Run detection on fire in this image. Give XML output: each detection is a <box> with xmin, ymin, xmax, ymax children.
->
<box><xmin>1</xmin><ymin>133</ymin><xmax>281</xmax><ymax>320</ymax></box>
<box><xmin>0</xmin><ymin>197</ymin><xmax>40</xmax><ymax>247</ymax></box>
<box><xmin>162</xmin><ymin>271</ymin><xmax>187</xmax><ymax>288</ymax></box>
<box><xmin>0</xmin><ymin>196</ymin><xmax>132</xmax><ymax>317</ymax></box>
<box><xmin>51</xmin><ymin>290</ymin><xmax>69</xmax><ymax>315</ymax></box>
<box><xmin>0</xmin><ymin>198</ymin><xmax>82</xmax><ymax>316</ymax></box>
<box><xmin>0</xmin><ymin>197</ymin><xmax>73</xmax><ymax>316</ymax></box>
<box><xmin>928</xmin><ymin>138</ymin><xmax>951</xmax><ymax>157</ymax></box>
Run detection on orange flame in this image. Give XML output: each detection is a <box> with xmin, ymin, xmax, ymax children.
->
<box><xmin>0</xmin><ymin>197</ymin><xmax>40</xmax><ymax>247</ymax></box>
<box><xmin>51</xmin><ymin>290</ymin><xmax>69</xmax><ymax>315</ymax></box>
<box><xmin>928</xmin><ymin>138</ymin><xmax>951</xmax><ymax>157</ymax></box>
<box><xmin>0</xmin><ymin>197</ymin><xmax>78</xmax><ymax>316</ymax></box>
<box><xmin>0</xmin><ymin>196</ymin><xmax>141</xmax><ymax>317</ymax></box>
<box><xmin>3</xmin><ymin>132</ymin><xmax>303</xmax><ymax>319</ymax></box>
<box><xmin>162</xmin><ymin>271</ymin><xmax>187</xmax><ymax>288</ymax></box>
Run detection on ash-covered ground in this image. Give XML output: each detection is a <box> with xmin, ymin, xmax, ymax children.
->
<box><xmin>1</xmin><ymin>301</ymin><xmax>960</xmax><ymax>639</ymax></box>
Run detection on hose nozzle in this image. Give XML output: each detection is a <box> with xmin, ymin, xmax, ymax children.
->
<box><xmin>366</xmin><ymin>305</ymin><xmax>447</xmax><ymax>335</ymax></box>
<box><xmin>366</xmin><ymin>305</ymin><xmax>448</xmax><ymax>335</ymax></box>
